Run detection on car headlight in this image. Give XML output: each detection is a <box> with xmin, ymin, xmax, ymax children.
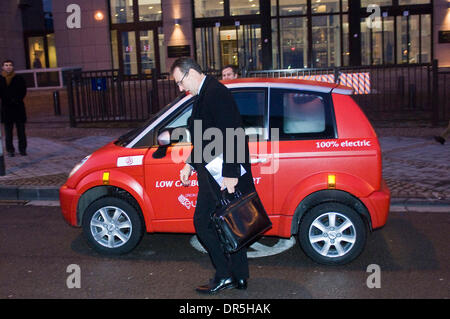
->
<box><xmin>69</xmin><ymin>155</ymin><xmax>91</xmax><ymax>178</ymax></box>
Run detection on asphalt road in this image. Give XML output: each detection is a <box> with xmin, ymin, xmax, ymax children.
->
<box><xmin>0</xmin><ymin>202</ymin><xmax>449</xmax><ymax>300</ymax></box>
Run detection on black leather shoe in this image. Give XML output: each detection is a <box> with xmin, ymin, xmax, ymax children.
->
<box><xmin>7</xmin><ymin>152</ymin><xmax>14</xmax><ymax>157</ymax></box>
<box><xmin>196</xmin><ymin>277</ymin><xmax>237</xmax><ymax>295</ymax></box>
<box><xmin>236</xmin><ymin>279</ymin><xmax>247</xmax><ymax>290</ymax></box>
<box><xmin>19</xmin><ymin>151</ymin><xmax>27</xmax><ymax>156</ymax></box>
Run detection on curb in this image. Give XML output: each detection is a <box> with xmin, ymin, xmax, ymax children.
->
<box><xmin>390</xmin><ymin>198</ymin><xmax>450</xmax><ymax>213</ymax></box>
<box><xmin>1</xmin><ymin>186</ymin><xmax>449</xmax><ymax>213</ymax></box>
<box><xmin>0</xmin><ymin>186</ymin><xmax>60</xmax><ymax>201</ymax></box>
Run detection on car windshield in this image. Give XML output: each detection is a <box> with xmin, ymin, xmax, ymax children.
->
<box><xmin>115</xmin><ymin>92</ymin><xmax>187</xmax><ymax>147</ymax></box>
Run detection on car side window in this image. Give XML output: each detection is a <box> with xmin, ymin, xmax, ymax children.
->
<box><xmin>231</xmin><ymin>89</ymin><xmax>267</xmax><ymax>139</ymax></box>
<box><xmin>164</xmin><ymin>104</ymin><xmax>192</xmax><ymax>129</ymax></box>
<box><xmin>132</xmin><ymin>100</ymin><xmax>194</xmax><ymax>148</ymax></box>
<box><xmin>159</xmin><ymin>102</ymin><xmax>194</xmax><ymax>144</ymax></box>
<box><xmin>269</xmin><ymin>89</ymin><xmax>335</xmax><ymax>140</ymax></box>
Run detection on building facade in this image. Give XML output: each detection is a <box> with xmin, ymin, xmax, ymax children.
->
<box><xmin>1</xmin><ymin>0</ymin><xmax>449</xmax><ymax>73</ymax></box>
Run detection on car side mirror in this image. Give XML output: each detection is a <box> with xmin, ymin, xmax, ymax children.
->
<box><xmin>157</xmin><ymin>130</ymin><xmax>171</xmax><ymax>146</ymax></box>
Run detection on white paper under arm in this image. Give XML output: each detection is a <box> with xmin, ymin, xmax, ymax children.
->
<box><xmin>205</xmin><ymin>154</ymin><xmax>246</xmax><ymax>186</ymax></box>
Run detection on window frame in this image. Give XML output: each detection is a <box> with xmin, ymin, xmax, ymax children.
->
<box><xmin>268</xmin><ymin>88</ymin><xmax>337</xmax><ymax>141</ymax></box>
<box><xmin>230</xmin><ymin>87</ymin><xmax>269</xmax><ymax>141</ymax></box>
<box><xmin>127</xmin><ymin>94</ymin><xmax>193</xmax><ymax>148</ymax></box>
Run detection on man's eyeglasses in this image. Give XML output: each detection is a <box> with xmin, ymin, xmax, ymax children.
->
<box><xmin>176</xmin><ymin>71</ymin><xmax>189</xmax><ymax>87</ymax></box>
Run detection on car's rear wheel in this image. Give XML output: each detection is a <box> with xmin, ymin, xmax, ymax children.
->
<box><xmin>82</xmin><ymin>196</ymin><xmax>144</xmax><ymax>255</ymax></box>
<box><xmin>298</xmin><ymin>202</ymin><xmax>367</xmax><ymax>265</ymax></box>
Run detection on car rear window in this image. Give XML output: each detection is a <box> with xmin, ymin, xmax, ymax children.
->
<box><xmin>269</xmin><ymin>89</ymin><xmax>336</xmax><ymax>140</ymax></box>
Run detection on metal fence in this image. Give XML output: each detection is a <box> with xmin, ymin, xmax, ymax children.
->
<box><xmin>17</xmin><ymin>67</ymin><xmax>81</xmax><ymax>90</ymax></box>
<box><xmin>436</xmin><ymin>69</ymin><xmax>450</xmax><ymax>123</ymax></box>
<box><xmin>66</xmin><ymin>62</ymin><xmax>448</xmax><ymax>126</ymax></box>
<box><xmin>66</xmin><ymin>69</ymin><xmax>180</xmax><ymax>127</ymax></box>
<box><xmin>246</xmin><ymin>61</ymin><xmax>448</xmax><ymax>125</ymax></box>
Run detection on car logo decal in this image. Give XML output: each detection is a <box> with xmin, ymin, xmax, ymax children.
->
<box><xmin>178</xmin><ymin>194</ymin><xmax>197</xmax><ymax>210</ymax></box>
<box><xmin>117</xmin><ymin>155</ymin><xmax>144</xmax><ymax>167</ymax></box>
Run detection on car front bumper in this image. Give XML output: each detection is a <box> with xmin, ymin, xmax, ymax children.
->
<box><xmin>59</xmin><ymin>184</ymin><xmax>80</xmax><ymax>227</ymax></box>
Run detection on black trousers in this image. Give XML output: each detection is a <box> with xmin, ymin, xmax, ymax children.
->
<box><xmin>193</xmin><ymin>184</ymin><xmax>249</xmax><ymax>281</ymax></box>
<box><xmin>4</xmin><ymin>122</ymin><xmax>27</xmax><ymax>154</ymax></box>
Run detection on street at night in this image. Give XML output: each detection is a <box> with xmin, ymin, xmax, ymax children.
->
<box><xmin>0</xmin><ymin>202</ymin><xmax>448</xmax><ymax>299</ymax></box>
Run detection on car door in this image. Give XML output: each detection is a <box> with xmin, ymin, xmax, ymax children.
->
<box><xmin>230</xmin><ymin>87</ymin><xmax>274</xmax><ymax>216</ymax></box>
<box><xmin>144</xmin><ymin>87</ymin><xmax>274</xmax><ymax>228</ymax></box>
<box><xmin>144</xmin><ymin>98</ymin><xmax>197</xmax><ymax>226</ymax></box>
<box><xmin>269</xmin><ymin>88</ymin><xmax>336</xmax><ymax>215</ymax></box>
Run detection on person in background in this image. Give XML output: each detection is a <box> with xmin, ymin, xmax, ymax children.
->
<box><xmin>32</xmin><ymin>53</ymin><xmax>42</xmax><ymax>69</ymax></box>
<box><xmin>0</xmin><ymin>59</ymin><xmax>28</xmax><ymax>157</ymax></box>
<box><xmin>221</xmin><ymin>64</ymin><xmax>239</xmax><ymax>80</ymax></box>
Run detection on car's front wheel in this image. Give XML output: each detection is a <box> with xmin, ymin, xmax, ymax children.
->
<box><xmin>298</xmin><ymin>202</ymin><xmax>367</xmax><ymax>265</ymax></box>
<box><xmin>82</xmin><ymin>196</ymin><xmax>144</xmax><ymax>255</ymax></box>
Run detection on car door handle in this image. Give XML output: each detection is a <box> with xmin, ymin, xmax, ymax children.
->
<box><xmin>250</xmin><ymin>158</ymin><xmax>268</xmax><ymax>164</ymax></box>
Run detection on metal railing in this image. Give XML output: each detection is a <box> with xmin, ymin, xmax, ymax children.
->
<box><xmin>245</xmin><ymin>61</ymin><xmax>448</xmax><ymax>125</ymax></box>
<box><xmin>16</xmin><ymin>67</ymin><xmax>81</xmax><ymax>90</ymax></box>
<box><xmin>66</xmin><ymin>69</ymin><xmax>180</xmax><ymax>126</ymax></box>
<box><xmin>65</xmin><ymin>61</ymin><xmax>448</xmax><ymax>126</ymax></box>
<box><xmin>436</xmin><ymin>68</ymin><xmax>450</xmax><ymax>123</ymax></box>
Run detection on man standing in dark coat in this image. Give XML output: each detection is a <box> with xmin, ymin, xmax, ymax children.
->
<box><xmin>171</xmin><ymin>58</ymin><xmax>255</xmax><ymax>294</ymax></box>
<box><xmin>0</xmin><ymin>60</ymin><xmax>27</xmax><ymax>157</ymax></box>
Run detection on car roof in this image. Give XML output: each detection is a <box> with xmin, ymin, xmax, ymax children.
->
<box><xmin>221</xmin><ymin>77</ymin><xmax>353</xmax><ymax>95</ymax></box>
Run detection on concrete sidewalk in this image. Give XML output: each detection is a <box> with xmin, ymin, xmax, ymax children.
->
<box><xmin>0</xmin><ymin>118</ymin><xmax>449</xmax><ymax>213</ymax></box>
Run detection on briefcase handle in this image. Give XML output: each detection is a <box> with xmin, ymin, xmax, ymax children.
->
<box><xmin>220</xmin><ymin>187</ymin><xmax>243</xmax><ymax>207</ymax></box>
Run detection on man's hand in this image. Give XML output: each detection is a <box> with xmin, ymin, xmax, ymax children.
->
<box><xmin>180</xmin><ymin>164</ymin><xmax>193</xmax><ymax>186</ymax></box>
<box><xmin>221</xmin><ymin>177</ymin><xmax>238</xmax><ymax>193</ymax></box>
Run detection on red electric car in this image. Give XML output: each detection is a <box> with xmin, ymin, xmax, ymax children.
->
<box><xmin>60</xmin><ymin>78</ymin><xmax>390</xmax><ymax>265</ymax></box>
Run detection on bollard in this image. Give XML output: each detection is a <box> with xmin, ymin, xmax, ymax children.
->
<box><xmin>0</xmin><ymin>129</ymin><xmax>5</xmax><ymax>176</ymax></box>
<box><xmin>397</xmin><ymin>76</ymin><xmax>405</xmax><ymax>98</ymax></box>
<box><xmin>408</xmin><ymin>84</ymin><xmax>416</xmax><ymax>109</ymax></box>
<box><xmin>53</xmin><ymin>91</ymin><xmax>61</xmax><ymax>116</ymax></box>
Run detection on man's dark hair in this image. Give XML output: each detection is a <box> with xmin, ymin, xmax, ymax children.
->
<box><xmin>222</xmin><ymin>64</ymin><xmax>239</xmax><ymax>75</ymax></box>
<box><xmin>2</xmin><ymin>59</ymin><xmax>14</xmax><ymax>66</ymax></box>
<box><xmin>170</xmin><ymin>57</ymin><xmax>203</xmax><ymax>75</ymax></box>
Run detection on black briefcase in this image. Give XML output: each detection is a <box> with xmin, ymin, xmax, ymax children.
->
<box><xmin>212</xmin><ymin>189</ymin><xmax>272</xmax><ymax>254</ymax></box>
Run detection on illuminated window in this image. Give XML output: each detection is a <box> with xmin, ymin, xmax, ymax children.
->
<box><xmin>194</xmin><ymin>0</ymin><xmax>224</xmax><ymax>18</ymax></box>
<box><xmin>110</xmin><ymin>0</ymin><xmax>134</xmax><ymax>24</ymax></box>
<box><xmin>138</xmin><ymin>0</ymin><xmax>162</xmax><ymax>22</ymax></box>
<box><xmin>230</xmin><ymin>0</ymin><xmax>260</xmax><ymax>16</ymax></box>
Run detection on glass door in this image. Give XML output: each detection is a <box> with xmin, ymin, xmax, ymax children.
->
<box><xmin>121</xmin><ymin>31</ymin><xmax>138</xmax><ymax>75</ymax></box>
<box><xmin>139</xmin><ymin>30</ymin><xmax>156</xmax><ymax>75</ymax></box>
<box><xmin>116</xmin><ymin>29</ymin><xmax>160</xmax><ymax>75</ymax></box>
<box><xmin>220</xmin><ymin>26</ymin><xmax>239</xmax><ymax>66</ymax></box>
<box><xmin>195</xmin><ymin>24</ymin><xmax>262</xmax><ymax>72</ymax></box>
<box><xmin>237</xmin><ymin>24</ymin><xmax>262</xmax><ymax>71</ymax></box>
<box><xmin>195</xmin><ymin>26</ymin><xmax>221</xmax><ymax>71</ymax></box>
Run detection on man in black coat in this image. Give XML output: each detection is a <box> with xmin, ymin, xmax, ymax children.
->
<box><xmin>171</xmin><ymin>58</ymin><xmax>255</xmax><ymax>294</ymax></box>
<box><xmin>0</xmin><ymin>60</ymin><xmax>27</xmax><ymax>156</ymax></box>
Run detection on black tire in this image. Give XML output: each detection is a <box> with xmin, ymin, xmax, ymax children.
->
<box><xmin>298</xmin><ymin>202</ymin><xmax>367</xmax><ymax>265</ymax></box>
<box><xmin>82</xmin><ymin>196</ymin><xmax>144</xmax><ymax>255</ymax></box>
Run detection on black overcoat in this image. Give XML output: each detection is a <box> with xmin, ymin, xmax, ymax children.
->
<box><xmin>186</xmin><ymin>75</ymin><xmax>255</xmax><ymax>201</ymax></box>
<box><xmin>0</xmin><ymin>74</ymin><xmax>27</xmax><ymax>124</ymax></box>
